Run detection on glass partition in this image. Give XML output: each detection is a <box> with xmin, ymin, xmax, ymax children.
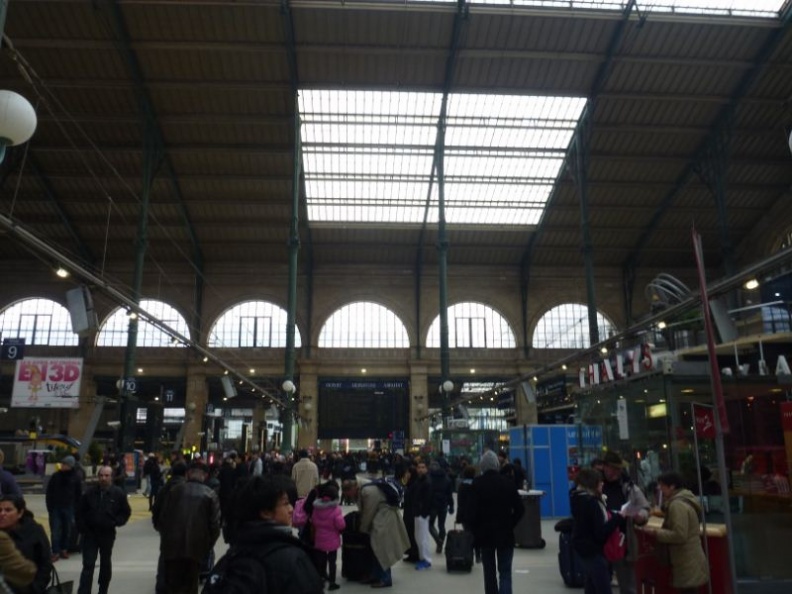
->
<box><xmin>577</xmin><ymin>373</ymin><xmax>792</xmax><ymax>586</ymax></box>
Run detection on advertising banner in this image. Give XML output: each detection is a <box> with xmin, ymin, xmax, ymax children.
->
<box><xmin>11</xmin><ymin>358</ymin><xmax>83</xmax><ymax>408</ymax></box>
<box><xmin>693</xmin><ymin>404</ymin><xmax>716</xmax><ymax>440</ymax></box>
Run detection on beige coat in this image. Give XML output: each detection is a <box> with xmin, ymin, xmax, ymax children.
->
<box><xmin>654</xmin><ymin>489</ymin><xmax>709</xmax><ymax>589</ymax></box>
<box><xmin>291</xmin><ymin>458</ymin><xmax>319</xmax><ymax>498</ymax></box>
<box><xmin>359</xmin><ymin>482</ymin><xmax>410</xmax><ymax>570</ymax></box>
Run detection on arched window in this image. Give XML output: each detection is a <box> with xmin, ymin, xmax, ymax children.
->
<box><xmin>318</xmin><ymin>302</ymin><xmax>409</xmax><ymax>348</ymax></box>
<box><xmin>426</xmin><ymin>302</ymin><xmax>516</xmax><ymax>348</ymax></box>
<box><xmin>0</xmin><ymin>298</ymin><xmax>78</xmax><ymax>346</ymax></box>
<box><xmin>207</xmin><ymin>301</ymin><xmax>301</xmax><ymax>348</ymax></box>
<box><xmin>532</xmin><ymin>303</ymin><xmax>616</xmax><ymax>349</ymax></box>
<box><xmin>96</xmin><ymin>299</ymin><xmax>190</xmax><ymax>347</ymax></box>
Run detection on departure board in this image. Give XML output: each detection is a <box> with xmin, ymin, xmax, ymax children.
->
<box><xmin>317</xmin><ymin>379</ymin><xmax>408</xmax><ymax>439</ymax></box>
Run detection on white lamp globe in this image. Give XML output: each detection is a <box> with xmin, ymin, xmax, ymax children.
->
<box><xmin>282</xmin><ymin>379</ymin><xmax>295</xmax><ymax>394</ymax></box>
<box><xmin>0</xmin><ymin>91</ymin><xmax>37</xmax><ymax>146</ymax></box>
<box><xmin>442</xmin><ymin>380</ymin><xmax>454</xmax><ymax>393</ymax></box>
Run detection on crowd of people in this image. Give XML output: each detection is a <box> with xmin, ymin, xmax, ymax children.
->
<box><xmin>0</xmin><ymin>443</ymin><xmax>713</xmax><ymax>594</ymax></box>
<box><xmin>569</xmin><ymin>452</ymin><xmax>710</xmax><ymax>594</ymax></box>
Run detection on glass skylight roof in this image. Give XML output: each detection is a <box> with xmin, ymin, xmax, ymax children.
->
<box><xmin>401</xmin><ymin>1</ymin><xmax>784</xmax><ymax>19</ymax></box>
<box><xmin>299</xmin><ymin>90</ymin><xmax>586</xmax><ymax>226</ymax></box>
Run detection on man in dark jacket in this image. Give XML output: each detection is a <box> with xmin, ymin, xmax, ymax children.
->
<box><xmin>151</xmin><ymin>461</ymin><xmax>187</xmax><ymax>594</ymax></box>
<box><xmin>76</xmin><ymin>465</ymin><xmax>131</xmax><ymax>594</ymax></box>
<box><xmin>411</xmin><ymin>460</ymin><xmax>434</xmax><ymax>570</ymax></box>
<box><xmin>143</xmin><ymin>453</ymin><xmax>163</xmax><ymax>511</ymax></box>
<box><xmin>428</xmin><ymin>461</ymin><xmax>454</xmax><ymax>553</ymax></box>
<box><xmin>470</xmin><ymin>450</ymin><xmax>524</xmax><ymax>594</ymax></box>
<box><xmin>155</xmin><ymin>460</ymin><xmax>221</xmax><ymax>594</ymax></box>
<box><xmin>45</xmin><ymin>454</ymin><xmax>83</xmax><ymax>561</ymax></box>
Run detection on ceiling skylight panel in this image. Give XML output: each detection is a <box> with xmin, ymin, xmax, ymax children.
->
<box><xmin>402</xmin><ymin>0</ymin><xmax>782</xmax><ymax>17</ymax></box>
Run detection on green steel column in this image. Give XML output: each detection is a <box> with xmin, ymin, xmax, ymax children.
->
<box><xmin>0</xmin><ymin>2</ymin><xmax>8</xmax><ymax>47</ymax></box>
<box><xmin>436</xmin><ymin>116</ymin><xmax>451</xmax><ymax>423</ymax></box>
<box><xmin>575</xmin><ymin>133</ymin><xmax>600</xmax><ymax>345</ymax></box>
<box><xmin>118</xmin><ymin>125</ymin><xmax>158</xmax><ymax>453</ymax></box>
<box><xmin>282</xmin><ymin>96</ymin><xmax>302</xmax><ymax>453</ymax></box>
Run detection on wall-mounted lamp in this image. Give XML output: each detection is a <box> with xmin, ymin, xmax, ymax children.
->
<box><xmin>744</xmin><ymin>278</ymin><xmax>759</xmax><ymax>290</ymax></box>
<box><xmin>55</xmin><ymin>267</ymin><xmax>69</xmax><ymax>278</ymax></box>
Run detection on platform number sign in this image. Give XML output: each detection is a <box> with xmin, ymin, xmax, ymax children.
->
<box><xmin>1</xmin><ymin>338</ymin><xmax>25</xmax><ymax>361</ymax></box>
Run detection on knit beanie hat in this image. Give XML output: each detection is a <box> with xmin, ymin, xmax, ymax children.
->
<box><xmin>479</xmin><ymin>450</ymin><xmax>500</xmax><ymax>473</ymax></box>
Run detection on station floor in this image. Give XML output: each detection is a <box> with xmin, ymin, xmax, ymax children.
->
<box><xmin>26</xmin><ymin>492</ymin><xmax>573</xmax><ymax>594</ymax></box>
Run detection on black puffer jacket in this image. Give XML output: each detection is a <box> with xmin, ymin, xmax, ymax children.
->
<box><xmin>233</xmin><ymin>520</ymin><xmax>323</xmax><ymax>594</ymax></box>
<box><xmin>6</xmin><ymin>514</ymin><xmax>52</xmax><ymax>594</ymax></box>
<box><xmin>570</xmin><ymin>488</ymin><xmax>623</xmax><ymax>559</ymax></box>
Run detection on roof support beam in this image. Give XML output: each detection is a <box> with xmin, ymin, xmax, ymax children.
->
<box><xmin>104</xmin><ymin>0</ymin><xmax>205</xmax><ymax>330</ymax></box>
<box><xmin>415</xmin><ymin>0</ymin><xmax>468</xmax><ymax>392</ymax></box>
<box><xmin>693</xmin><ymin>126</ymin><xmax>736</xmax><ymax>279</ymax></box>
<box><xmin>27</xmin><ymin>156</ymin><xmax>96</xmax><ymax>265</ymax></box>
<box><xmin>521</xmin><ymin>0</ymin><xmax>636</xmax><ymax>341</ymax></box>
<box><xmin>280</xmin><ymin>0</ymin><xmax>315</xmax><ymax>450</ymax></box>
<box><xmin>623</xmin><ymin>9</ymin><xmax>792</xmax><ymax>283</ymax></box>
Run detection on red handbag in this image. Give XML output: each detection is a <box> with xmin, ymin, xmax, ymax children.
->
<box><xmin>604</xmin><ymin>511</ymin><xmax>626</xmax><ymax>562</ymax></box>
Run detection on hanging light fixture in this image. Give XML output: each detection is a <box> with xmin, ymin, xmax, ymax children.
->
<box><xmin>0</xmin><ymin>91</ymin><xmax>37</xmax><ymax>163</ymax></box>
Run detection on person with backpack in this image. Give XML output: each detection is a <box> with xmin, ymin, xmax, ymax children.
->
<box><xmin>348</xmin><ymin>477</ymin><xmax>409</xmax><ymax>588</ymax></box>
<box><xmin>203</xmin><ymin>474</ymin><xmax>323</xmax><ymax>594</ymax></box>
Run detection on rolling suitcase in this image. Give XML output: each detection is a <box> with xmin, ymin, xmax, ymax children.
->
<box><xmin>445</xmin><ymin>528</ymin><xmax>474</xmax><ymax>572</ymax></box>
<box><xmin>558</xmin><ymin>530</ymin><xmax>585</xmax><ymax>588</ymax></box>
<box><xmin>341</xmin><ymin>530</ymin><xmax>374</xmax><ymax>581</ymax></box>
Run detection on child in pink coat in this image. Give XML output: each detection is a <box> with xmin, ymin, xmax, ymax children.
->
<box><xmin>305</xmin><ymin>481</ymin><xmax>346</xmax><ymax>590</ymax></box>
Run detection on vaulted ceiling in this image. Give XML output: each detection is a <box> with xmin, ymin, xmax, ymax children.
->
<box><xmin>1</xmin><ymin>0</ymin><xmax>791</xmax><ymax>284</ymax></box>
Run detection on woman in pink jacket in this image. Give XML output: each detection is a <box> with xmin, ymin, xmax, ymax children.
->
<box><xmin>301</xmin><ymin>481</ymin><xmax>346</xmax><ymax>591</ymax></box>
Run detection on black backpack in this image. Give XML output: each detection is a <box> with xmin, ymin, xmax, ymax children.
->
<box><xmin>201</xmin><ymin>543</ymin><xmax>285</xmax><ymax>594</ymax></box>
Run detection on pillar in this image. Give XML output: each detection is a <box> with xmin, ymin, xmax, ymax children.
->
<box><xmin>410</xmin><ymin>367</ymin><xmax>430</xmax><ymax>445</ymax></box>
<box><xmin>296</xmin><ymin>371</ymin><xmax>318</xmax><ymax>450</ymax></box>
<box><xmin>183</xmin><ymin>370</ymin><xmax>208</xmax><ymax>453</ymax></box>
<box><xmin>68</xmin><ymin>366</ymin><xmax>96</xmax><ymax>445</ymax></box>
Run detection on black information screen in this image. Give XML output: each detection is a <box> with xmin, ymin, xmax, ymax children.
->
<box><xmin>317</xmin><ymin>379</ymin><xmax>408</xmax><ymax>439</ymax></box>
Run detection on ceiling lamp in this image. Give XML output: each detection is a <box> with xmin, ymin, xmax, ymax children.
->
<box><xmin>0</xmin><ymin>91</ymin><xmax>37</xmax><ymax>162</ymax></box>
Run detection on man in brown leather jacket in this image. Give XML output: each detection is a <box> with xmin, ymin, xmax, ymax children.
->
<box><xmin>155</xmin><ymin>460</ymin><xmax>221</xmax><ymax>594</ymax></box>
